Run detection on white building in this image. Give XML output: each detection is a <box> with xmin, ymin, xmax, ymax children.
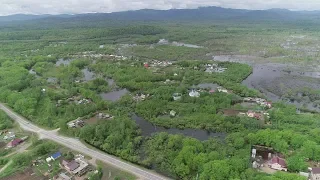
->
<box><xmin>189</xmin><ymin>90</ymin><xmax>200</xmax><ymax>98</ymax></box>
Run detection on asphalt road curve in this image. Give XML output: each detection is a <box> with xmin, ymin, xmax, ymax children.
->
<box><xmin>0</xmin><ymin>103</ymin><xmax>170</xmax><ymax>180</ymax></box>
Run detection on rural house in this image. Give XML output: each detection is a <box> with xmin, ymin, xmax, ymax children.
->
<box><xmin>7</xmin><ymin>138</ymin><xmax>23</xmax><ymax>148</ymax></box>
<box><xmin>269</xmin><ymin>156</ymin><xmax>287</xmax><ymax>171</ymax></box>
<box><xmin>311</xmin><ymin>168</ymin><xmax>320</xmax><ymax>180</ymax></box>
<box><xmin>47</xmin><ymin>152</ymin><xmax>62</xmax><ymax>162</ymax></box>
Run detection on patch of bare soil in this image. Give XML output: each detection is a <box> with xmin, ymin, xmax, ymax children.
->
<box><xmin>0</xmin><ymin>142</ymin><xmax>6</xmax><ymax>148</ymax></box>
<box><xmin>2</xmin><ymin>168</ymin><xmax>46</xmax><ymax>180</ymax></box>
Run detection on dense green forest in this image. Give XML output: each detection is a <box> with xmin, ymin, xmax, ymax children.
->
<box><xmin>1</xmin><ymin>15</ymin><xmax>320</xmax><ymax>179</ymax></box>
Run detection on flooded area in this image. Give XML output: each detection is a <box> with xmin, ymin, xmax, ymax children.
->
<box><xmin>100</xmin><ymin>89</ymin><xmax>129</xmax><ymax>102</ymax></box>
<box><xmin>158</xmin><ymin>39</ymin><xmax>202</xmax><ymax>48</ymax></box>
<box><xmin>241</xmin><ymin>63</ymin><xmax>320</xmax><ymax>112</ymax></box>
<box><xmin>55</xmin><ymin>58</ymin><xmax>73</xmax><ymax>66</ymax></box>
<box><xmin>132</xmin><ymin>114</ymin><xmax>226</xmax><ymax>141</ymax></box>
<box><xmin>213</xmin><ymin>55</ymin><xmax>320</xmax><ymax>112</ymax></box>
<box><xmin>82</xmin><ymin>68</ymin><xmax>95</xmax><ymax>81</ymax></box>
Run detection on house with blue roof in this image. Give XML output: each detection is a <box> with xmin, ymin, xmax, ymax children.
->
<box><xmin>51</xmin><ymin>152</ymin><xmax>62</xmax><ymax>160</ymax></box>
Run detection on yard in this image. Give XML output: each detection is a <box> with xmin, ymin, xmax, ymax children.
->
<box><xmin>1</xmin><ymin>168</ymin><xmax>45</xmax><ymax>180</ymax></box>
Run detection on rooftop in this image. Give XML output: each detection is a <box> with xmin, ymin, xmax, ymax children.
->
<box><xmin>270</xmin><ymin>156</ymin><xmax>287</xmax><ymax>167</ymax></box>
<box><xmin>312</xmin><ymin>167</ymin><xmax>320</xmax><ymax>174</ymax></box>
<box><xmin>51</xmin><ymin>152</ymin><xmax>62</xmax><ymax>159</ymax></box>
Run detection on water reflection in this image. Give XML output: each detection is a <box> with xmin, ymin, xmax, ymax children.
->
<box><xmin>132</xmin><ymin>114</ymin><xmax>226</xmax><ymax>141</ymax></box>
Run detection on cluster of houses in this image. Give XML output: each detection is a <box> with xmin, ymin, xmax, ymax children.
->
<box><xmin>240</xmin><ymin>110</ymin><xmax>270</xmax><ymax>120</ymax></box>
<box><xmin>133</xmin><ymin>93</ymin><xmax>150</xmax><ymax>102</ymax></box>
<box><xmin>164</xmin><ymin>79</ymin><xmax>177</xmax><ymax>84</ymax></box>
<box><xmin>172</xmin><ymin>86</ymin><xmax>231</xmax><ymax>100</ymax></box>
<box><xmin>243</xmin><ymin>97</ymin><xmax>272</xmax><ymax>109</ymax></box>
<box><xmin>144</xmin><ymin>60</ymin><xmax>173</xmax><ymax>68</ymax></box>
<box><xmin>72</xmin><ymin>52</ymin><xmax>127</xmax><ymax>60</ymax></box>
<box><xmin>45</xmin><ymin>152</ymin><xmax>90</xmax><ymax>179</ymax></box>
<box><xmin>251</xmin><ymin>146</ymin><xmax>288</xmax><ymax>172</ymax></box>
<box><xmin>251</xmin><ymin>145</ymin><xmax>320</xmax><ymax>179</ymax></box>
<box><xmin>1</xmin><ymin>131</ymin><xmax>27</xmax><ymax>149</ymax></box>
<box><xmin>3</xmin><ymin>131</ymin><xmax>15</xmax><ymax>140</ymax></box>
<box><xmin>204</xmin><ymin>64</ymin><xmax>227</xmax><ymax>73</ymax></box>
<box><xmin>97</xmin><ymin>113</ymin><xmax>113</xmax><ymax>120</ymax></box>
<box><xmin>77</xmin><ymin>98</ymin><xmax>91</xmax><ymax>105</ymax></box>
<box><xmin>67</xmin><ymin>118</ymin><xmax>85</xmax><ymax>128</ymax></box>
<box><xmin>217</xmin><ymin>86</ymin><xmax>230</xmax><ymax>93</ymax></box>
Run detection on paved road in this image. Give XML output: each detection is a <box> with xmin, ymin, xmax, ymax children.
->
<box><xmin>0</xmin><ymin>103</ymin><xmax>170</xmax><ymax>180</ymax></box>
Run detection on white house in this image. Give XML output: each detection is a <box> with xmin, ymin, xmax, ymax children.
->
<box><xmin>189</xmin><ymin>90</ymin><xmax>200</xmax><ymax>98</ymax></box>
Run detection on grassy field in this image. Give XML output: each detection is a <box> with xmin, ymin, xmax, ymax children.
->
<box><xmin>96</xmin><ymin>160</ymin><xmax>137</xmax><ymax>180</ymax></box>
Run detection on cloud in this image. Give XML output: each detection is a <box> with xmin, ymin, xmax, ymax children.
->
<box><xmin>1</xmin><ymin>0</ymin><xmax>320</xmax><ymax>16</ymax></box>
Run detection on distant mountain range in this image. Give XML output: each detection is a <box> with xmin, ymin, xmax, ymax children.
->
<box><xmin>1</xmin><ymin>6</ymin><xmax>320</xmax><ymax>27</ymax></box>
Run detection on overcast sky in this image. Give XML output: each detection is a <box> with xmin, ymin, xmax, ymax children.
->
<box><xmin>1</xmin><ymin>0</ymin><xmax>320</xmax><ymax>16</ymax></box>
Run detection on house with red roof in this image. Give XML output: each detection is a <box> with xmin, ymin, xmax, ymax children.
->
<box><xmin>269</xmin><ymin>156</ymin><xmax>287</xmax><ymax>171</ymax></box>
<box><xmin>7</xmin><ymin>138</ymin><xmax>23</xmax><ymax>148</ymax></box>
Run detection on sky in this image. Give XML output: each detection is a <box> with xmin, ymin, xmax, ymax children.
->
<box><xmin>1</xmin><ymin>0</ymin><xmax>320</xmax><ymax>16</ymax></box>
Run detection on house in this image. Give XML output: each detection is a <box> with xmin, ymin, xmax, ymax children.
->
<box><xmin>62</xmin><ymin>160</ymin><xmax>80</xmax><ymax>172</ymax></box>
<box><xmin>61</xmin><ymin>158</ymin><xmax>89</xmax><ymax>176</ymax></box>
<box><xmin>209</xmin><ymin>89</ymin><xmax>215</xmax><ymax>93</ymax></box>
<box><xmin>173</xmin><ymin>93</ymin><xmax>182</xmax><ymax>101</ymax></box>
<box><xmin>266</xmin><ymin>102</ymin><xmax>272</xmax><ymax>109</ymax></box>
<box><xmin>50</xmin><ymin>152</ymin><xmax>62</xmax><ymax>161</ymax></box>
<box><xmin>3</xmin><ymin>132</ymin><xmax>15</xmax><ymax>140</ymax></box>
<box><xmin>217</xmin><ymin>87</ymin><xmax>228</xmax><ymax>93</ymax></box>
<box><xmin>247</xmin><ymin>110</ymin><xmax>255</xmax><ymax>118</ymax></box>
<box><xmin>97</xmin><ymin>113</ymin><xmax>112</xmax><ymax>119</ymax></box>
<box><xmin>252</xmin><ymin>161</ymin><xmax>260</xmax><ymax>169</ymax></box>
<box><xmin>252</xmin><ymin>148</ymin><xmax>257</xmax><ymax>158</ymax></box>
<box><xmin>170</xmin><ymin>110</ymin><xmax>177</xmax><ymax>117</ymax></box>
<box><xmin>7</xmin><ymin>138</ymin><xmax>23</xmax><ymax>148</ymax></box>
<box><xmin>311</xmin><ymin>168</ymin><xmax>320</xmax><ymax>180</ymax></box>
<box><xmin>189</xmin><ymin>90</ymin><xmax>200</xmax><ymax>98</ymax></box>
<box><xmin>57</xmin><ymin>172</ymin><xmax>72</xmax><ymax>180</ymax></box>
<box><xmin>269</xmin><ymin>156</ymin><xmax>287</xmax><ymax>171</ymax></box>
<box><xmin>254</xmin><ymin>113</ymin><xmax>263</xmax><ymax>120</ymax></box>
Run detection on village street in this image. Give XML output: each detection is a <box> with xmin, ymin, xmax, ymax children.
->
<box><xmin>0</xmin><ymin>103</ymin><xmax>170</xmax><ymax>180</ymax></box>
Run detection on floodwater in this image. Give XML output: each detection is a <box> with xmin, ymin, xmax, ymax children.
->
<box><xmin>56</xmin><ymin>58</ymin><xmax>73</xmax><ymax>66</ymax></box>
<box><xmin>100</xmin><ymin>89</ymin><xmax>129</xmax><ymax>102</ymax></box>
<box><xmin>82</xmin><ymin>68</ymin><xmax>95</xmax><ymax>81</ymax></box>
<box><xmin>132</xmin><ymin>114</ymin><xmax>226</xmax><ymax>141</ymax></box>
<box><xmin>241</xmin><ymin>63</ymin><xmax>320</xmax><ymax>112</ymax></box>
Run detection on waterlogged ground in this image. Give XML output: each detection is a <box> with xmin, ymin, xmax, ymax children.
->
<box><xmin>213</xmin><ymin>55</ymin><xmax>320</xmax><ymax>112</ymax></box>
